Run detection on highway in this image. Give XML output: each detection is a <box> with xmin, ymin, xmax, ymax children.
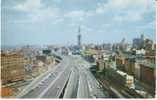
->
<box><xmin>19</xmin><ymin>56</ymin><xmax>72</xmax><ymax>98</ymax></box>
<box><xmin>77</xmin><ymin>70</ymin><xmax>90</xmax><ymax>98</ymax></box>
<box><xmin>76</xmin><ymin>56</ymin><xmax>107</xmax><ymax>98</ymax></box>
<box><xmin>18</xmin><ymin>55</ymin><xmax>108</xmax><ymax>98</ymax></box>
<box><xmin>63</xmin><ymin>67</ymin><xmax>79</xmax><ymax>98</ymax></box>
<box><xmin>85</xmin><ymin>69</ymin><xmax>107</xmax><ymax>98</ymax></box>
<box><xmin>39</xmin><ymin>64</ymin><xmax>72</xmax><ymax>98</ymax></box>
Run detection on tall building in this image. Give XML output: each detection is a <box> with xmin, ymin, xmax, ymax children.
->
<box><xmin>77</xmin><ymin>26</ymin><xmax>81</xmax><ymax>47</ymax></box>
<box><xmin>133</xmin><ymin>34</ymin><xmax>145</xmax><ymax>49</ymax></box>
<box><xmin>140</xmin><ymin>34</ymin><xmax>144</xmax><ymax>41</ymax></box>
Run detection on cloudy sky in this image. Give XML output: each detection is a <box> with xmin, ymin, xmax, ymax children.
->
<box><xmin>1</xmin><ymin>0</ymin><xmax>156</xmax><ymax>46</ymax></box>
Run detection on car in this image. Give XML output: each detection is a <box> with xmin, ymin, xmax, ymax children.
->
<box><xmin>45</xmin><ymin>75</ymin><xmax>50</xmax><ymax>80</ymax></box>
<box><xmin>56</xmin><ymin>86</ymin><xmax>60</xmax><ymax>89</ymax></box>
<box><xmin>50</xmin><ymin>73</ymin><xmax>54</xmax><ymax>76</ymax></box>
<box><xmin>36</xmin><ymin>86</ymin><xmax>39</xmax><ymax>88</ymax></box>
<box><xmin>41</xmin><ymin>80</ymin><xmax>45</xmax><ymax>83</ymax></box>
<box><xmin>30</xmin><ymin>89</ymin><xmax>34</xmax><ymax>92</ymax></box>
<box><xmin>49</xmin><ymin>73</ymin><xmax>53</xmax><ymax>78</ymax></box>
<box><xmin>39</xmin><ymin>83</ymin><xmax>43</xmax><ymax>86</ymax></box>
<box><xmin>92</xmin><ymin>94</ymin><xmax>97</xmax><ymax>98</ymax></box>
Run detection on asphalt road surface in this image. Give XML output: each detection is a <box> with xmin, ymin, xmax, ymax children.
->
<box><xmin>18</xmin><ymin>55</ymin><xmax>107</xmax><ymax>98</ymax></box>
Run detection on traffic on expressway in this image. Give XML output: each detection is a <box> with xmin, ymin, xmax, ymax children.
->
<box><xmin>17</xmin><ymin>55</ymin><xmax>107</xmax><ymax>98</ymax></box>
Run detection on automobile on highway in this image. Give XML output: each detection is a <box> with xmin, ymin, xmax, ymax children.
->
<box><xmin>56</xmin><ymin>86</ymin><xmax>60</xmax><ymax>89</ymax></box>
<box><xmin>30</xmin><ymin>89</ymin><xmax>34</xmax><ymax>92</ymax></box>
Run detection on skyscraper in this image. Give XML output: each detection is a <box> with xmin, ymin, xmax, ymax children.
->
<box><xmin>141</xmin><ymin>34</ymin><xmax>144</xmax><ymax>41</ymax></box>
<box><xmin>77</xmin><ymin>26</ymin><xmax>81</xmax><ymax>47</ymax></box>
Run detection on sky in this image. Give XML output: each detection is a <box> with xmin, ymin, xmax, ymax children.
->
<box><xmin>1</xmin><ymin>0</ymin><xmax>156</xmax><ymax>46</ymax></box>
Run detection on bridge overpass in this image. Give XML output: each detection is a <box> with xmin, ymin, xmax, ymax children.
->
<box><xmin>17</xmin><ymin>55</ymin><xmax>107</xmax><ymax>98</ymax></box>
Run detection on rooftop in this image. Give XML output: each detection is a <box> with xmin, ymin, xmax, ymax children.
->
<box><xmin>136</xmin><ymin>60</ymin><xmax>155</xmax><ymax>69</ymax></box>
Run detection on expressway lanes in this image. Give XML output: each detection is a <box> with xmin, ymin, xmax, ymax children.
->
<box><xmin>22</xmin><ymin>65</ymin><xmax>68</xmax><ymax>98</ymax></box>
<box><xmin>18</xmin><ymin>55</ymin><xmax>109</xmax><ymax>98</ymax></box>
<box><xmin>85</xmin><ymin>68</ymin><xmax>107</xmax><ymax>98</ymax></box>
<box><xmin>22</xmin><ymin>73</ymin><xmax>55</xmax><ymax>98</ymax></box>
<box><xmin>75</xmin><ymin>56</ymin><xmax>107</xmax><ymax>98</ymax></box>
<box><xmin>39</xmin><ymin>65</ymin><xmax>72</xmax><ymax>98</ymax></box>
<box><xmin>77</xmin><ymin>70</ymin><xmax>90</xmax><ymax>98</ymax></box>
<box><xmin>19</xmin><ymin>56</ymin><xmax>72</xmax><ymax>98</ymax></box>
<box><xmin>86</xmin><ymin>69</ymin><xmax>107</xmax><ymax>98</ymax></box>
<box><xmin>63</xmin><ymin>67</ymin><xmax>79</xmax><ymax>98</ymax></box>
<box><xmin>17</xmin><ymin>65</ymin><xmax>58</xmax><ymax>97</ymax></box>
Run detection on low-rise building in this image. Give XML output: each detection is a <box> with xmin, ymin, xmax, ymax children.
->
<box><xmin>115</xmin><ymin>56</ymin><xmax>126</xmax><ymax>72</ymax></box>
<box><xmin>96</xmin><ymin>59</ymin><xmax>105</xmax><ymax>72</ymax></box>
<box><xmin>124</xmin><ymin>57</ymin><xmax>135</xmax><ymax>75</ymax></box>
<box><xmin>1</xmin><ymin>53</ymin><xmax>26</xmax><ymax>84</ymax></box>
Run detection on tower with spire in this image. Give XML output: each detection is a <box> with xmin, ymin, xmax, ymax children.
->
<box><xmin>77</xmin><ymin>26</ymin><xmax>81</xmax><ymax>47</ymax></box>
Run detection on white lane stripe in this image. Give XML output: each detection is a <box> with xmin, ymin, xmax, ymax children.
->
<box><xmin>17</xmin><ymin>64</ymin><xmax>58</xmax><ymax>97</ymax></box>
<box><xmin>18</xmin><ymin>58</ymin><xmax>67</xmax><ymax>97</ymax></box>
<box><xmin>38</xmin><ymin>62</ymin><xmax>70</xmax><ymax>98</ymax></box>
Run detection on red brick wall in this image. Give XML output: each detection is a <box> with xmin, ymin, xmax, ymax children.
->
<box><xmin>140</xmin><ymin>64</ymin><xmax>155</xmax><ymax>87</ymax></box>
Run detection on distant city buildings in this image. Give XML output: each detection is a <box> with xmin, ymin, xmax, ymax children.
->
<box><xmin>82</xmin><ymin>33</ymin><xmax>156</xmax><ymax>97</ymax></box>
<box><xmin>0</xmin><ymin>32</ymin><xmax>156</xmax><ymax>98</ymax></box>
<box><xmin>133</xmin><ymin>34</ymin><xmax>145</xmax><ymax>49</ymax></box>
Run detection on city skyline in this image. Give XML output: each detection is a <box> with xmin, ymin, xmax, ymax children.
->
<box><xmin>1</xmin><ymin>0</ymin><xmax>156</xmax><ymax>46</ymax></box>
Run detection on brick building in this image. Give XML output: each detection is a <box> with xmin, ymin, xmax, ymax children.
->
<box><xmin>1</xmin><ymin>54</ymin><xmax>26</xmax><ymax>84</ymax></box>
<box><xmin>139</xmin><ymin>62</ymin><xmax>155</xmax><ymax>88</ymax></box>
